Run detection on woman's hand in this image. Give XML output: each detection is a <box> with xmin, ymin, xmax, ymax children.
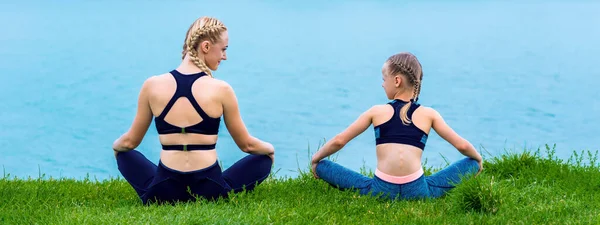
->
<box><xmin>267</xmin><ymin>151</ymin><xmax>275</xmax><ymax>164</ymax></box>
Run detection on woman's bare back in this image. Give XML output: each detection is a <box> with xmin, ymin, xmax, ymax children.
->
<box><xmin>146</xmin><ymin>71</ymin><xmax>226</xmax><ymax>171</ymax></box>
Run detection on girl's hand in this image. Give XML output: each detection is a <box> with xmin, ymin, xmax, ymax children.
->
<box><xmin>476</xmin><ymin>159</ymin><xmax>484</xmax><ymax>176</ymax></box>
<box><xmin>311</xmin><ymin>159</ymin><xmax>320</xmax><ymax>179</ymax></box>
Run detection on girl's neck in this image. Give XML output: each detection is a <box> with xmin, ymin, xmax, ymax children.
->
<box><xmin>393</xmin><ymin>89</ymin><xmax>414</xmax><ymax>102</ymax></box>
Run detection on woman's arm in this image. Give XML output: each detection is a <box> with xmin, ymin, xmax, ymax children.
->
<box><xmin>112</xmin><ymin>77</ymin><xmax>155</xmax><ymax>152</ymax></box>
<box><xmin>220</xmin><ymin>81</ymin><xmax>274</xmax><ymax>155</ymax></box>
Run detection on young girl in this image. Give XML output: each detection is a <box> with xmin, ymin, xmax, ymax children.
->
<box><xmin>311</xmin><ymin>52</ymin><xmax>483</xmax><ymax>200</ymax></box>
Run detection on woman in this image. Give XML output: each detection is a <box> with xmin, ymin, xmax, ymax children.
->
<box><xmin>311</xmin><ymin>52</ymin><xmax>483</xmax><ymax>200</ymax></box>
<box><xmin>113</xmin><ymin>16</ymin><xmax>275</xmax><ymax>205</ymax></box>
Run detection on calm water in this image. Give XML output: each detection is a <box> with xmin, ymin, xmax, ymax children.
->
<box><xmin>1</xmin><ymin>1</ymin><xmax>599</xmax><ymax>180</ymax></box>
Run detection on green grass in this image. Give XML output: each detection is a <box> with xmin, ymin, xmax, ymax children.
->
<box><xmin>1</xmin><ymin>144</ymin><xmax>599</xmax><ymax>224</ymax></box>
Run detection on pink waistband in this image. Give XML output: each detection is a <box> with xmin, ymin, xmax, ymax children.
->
<box><xmin>375</xmin><ymin>167</ymin><xmax>424</xmax><ymax>184</ymax></box>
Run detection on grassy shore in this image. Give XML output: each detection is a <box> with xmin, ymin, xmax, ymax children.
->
<box><xmin>1</xmin><ymin>144</ymin><xmax>599</xmax><ymax>224</ymax></box>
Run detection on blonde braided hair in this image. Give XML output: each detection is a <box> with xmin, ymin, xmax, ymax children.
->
<box><xmin>385</xmin><ymin>52</ymin><xmax>424</xmax><ymax>125</ymax></box>
<box><xmin>181</xmin><ymin>17</ymin><xmax>227</xmax><ymax>77</ymax></box>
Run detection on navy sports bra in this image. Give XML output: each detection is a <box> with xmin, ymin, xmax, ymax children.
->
<box><xmin>373</xmin><ymin>99</ymin><xmax>428</xmax><ymax>150</ymax></box>
<box><xmin>154</xmin><ymin>70</ymin><xmax>221</xmax><ymax>151</ymax></box>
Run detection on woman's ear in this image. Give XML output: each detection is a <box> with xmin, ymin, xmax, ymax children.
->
<box><xmin>200</xmin><ymin>41</ymin><xmax>211</xmax><ymax>54</ymax></box>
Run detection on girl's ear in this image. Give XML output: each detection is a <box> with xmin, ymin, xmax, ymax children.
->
<box><xmin>394</xmin><ymin>75</ymin><xmax>403</xmax><ymax>88</ymax></box>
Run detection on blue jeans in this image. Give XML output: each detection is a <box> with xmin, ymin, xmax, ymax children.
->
<box><xmin>315</xmin><ymin>158</ymin><xmax>479</xmax><ymax>200</ymax></box>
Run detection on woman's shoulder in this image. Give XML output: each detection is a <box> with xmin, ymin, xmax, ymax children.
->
<box><xmin>141</xmin><ymin>73</ymin><xmax>231</xmax><ymax>88</ymax></box>
<box><xmin>207</xmin><ymin>77</ymin><xmax>234</xmax><ymax>93</ymax></box>
<box><xmin>137</xmin><ymin>74</ymin><xmax>163</xmax><ymax>90</ymax></box>
<box><xmin>142</xmin><ymin>72</ymin><xmax>171</xmax><ymax>85</ymax></box>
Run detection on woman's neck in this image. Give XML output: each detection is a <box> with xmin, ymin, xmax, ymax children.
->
<box><xmin>176</xmin><ymin>54</ymin><xmax>204</xmax><ymax>74</ymax></box>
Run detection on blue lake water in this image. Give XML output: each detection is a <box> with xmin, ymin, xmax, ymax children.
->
<box><xmin>1</xmin><ymin>1</ymin><xmax>599</xmax><ymax>180</ymax></box>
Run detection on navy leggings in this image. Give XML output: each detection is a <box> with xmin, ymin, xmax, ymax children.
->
<box><xmin>116</xmin><ymin>150</ymin><xmax>272</xmax><ymax>204</ymax></box>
